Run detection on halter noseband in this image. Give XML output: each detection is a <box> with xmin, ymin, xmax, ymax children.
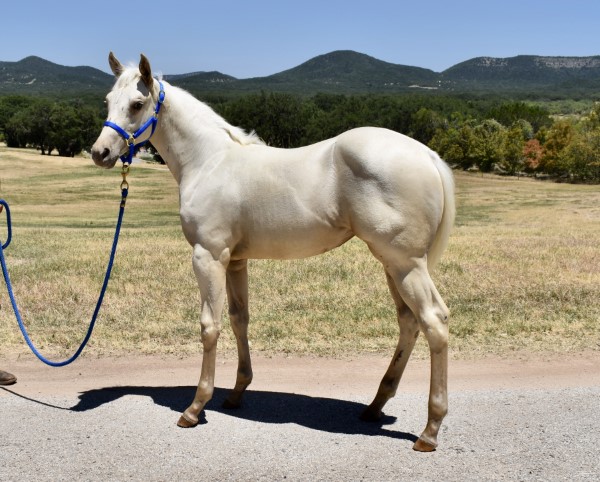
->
<box><xmin>103</xmin><ymin>81</ymin><xmax>165</xmax><ymax>165</ymax></box>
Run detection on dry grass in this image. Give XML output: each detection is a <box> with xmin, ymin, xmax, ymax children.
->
<box><xmin>1</xmin><ymin>146</ymin><xmax>598</xmax><ymax>360</ymax></box>
<box><xmin>442</xmin><ymin>174</ymin><xmax>599</xmax><ymax>357</ymax></box>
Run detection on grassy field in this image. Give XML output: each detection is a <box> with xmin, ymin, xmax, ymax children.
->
<box><xmin>0</xmin><ymin>145</ymin><xmax>598</xmax><ymax>360</ymax></box>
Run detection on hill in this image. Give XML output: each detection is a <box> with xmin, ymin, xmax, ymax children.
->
<box><xmin>162</xmin><ymin>50</ymin><xmax>439</xmax><ymax>95</ymax></box>
<box><xmin>0</xmin><ymin>56</ymin><xmax>112</xmax><ymax>94</ymax></box>
<box><xmin>236</xmin><ymin>50</ymin><xmax>439</xmax><ymax>93</ymax></box>
<box><xmin>1</xmin><ymin>51</ymin><xmax>600</xmax><ymax>97</ymax></box>
<box><xmin>164</xmin><ymin>70</ymin><xmax>238</xmax><ymax>90</ymax></box>
<box><xmin>441</xmin><ymin>55</ymin><xmax>600</xmax><ymax>92</ymax></box>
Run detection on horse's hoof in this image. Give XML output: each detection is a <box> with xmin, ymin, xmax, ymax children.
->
<box><xmin>359</xmin><ymin>407</ymin><xmax>382</xmax><ymax>422</ymax></box>
<box><xmin>222</xmin><ymin>398</ymin><xmax>241</xmax><ymax>410</ymax></box>
<box><xmin>177</xmin><ymin>414</ymin><xmax>198</xmax><ymax>428</ymax></box>
<box><xmin>413</xmin><ymin>438</ymin><xmax>437</xmax><ymax>452</ymax></box>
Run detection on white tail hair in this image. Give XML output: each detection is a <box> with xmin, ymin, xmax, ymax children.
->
<box><xmin>427</xmin><ymin>151</ymin><xmax>455</xmax><ymax>271</ymax></box>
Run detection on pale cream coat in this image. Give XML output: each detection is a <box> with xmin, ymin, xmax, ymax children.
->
<box><xmin>92</xmin><ymin>54</ymin><xmax>455</xmax><ymax>451</ymax></box>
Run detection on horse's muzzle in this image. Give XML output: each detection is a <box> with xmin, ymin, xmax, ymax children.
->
<box><xmin>91</xmin><ymin>141</ymin><xmax>119</xmax><ymax>169</ymax></box>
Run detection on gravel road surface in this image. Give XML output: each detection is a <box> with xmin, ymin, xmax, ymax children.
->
<box><xmin>1</xmin><ymin>353</ymin><xmax>599</xmax><ymax>481</ymax></box>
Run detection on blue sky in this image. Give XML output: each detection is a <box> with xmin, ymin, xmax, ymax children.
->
<box><xmin>1</xmin><ymin>0</ymin><xmax>599</xmax><ymax>78</ymax></box>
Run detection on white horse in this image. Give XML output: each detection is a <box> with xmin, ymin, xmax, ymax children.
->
<box><xmin>91</xmin><ymin>53</ymin><xmax>455</xmax><ymax>452</ymax></box>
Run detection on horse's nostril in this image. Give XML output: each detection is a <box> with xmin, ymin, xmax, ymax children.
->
<box><xmin>102</xmin><ymin>148</ymin><xmax>110</xmax><ymax>159</ymax></box>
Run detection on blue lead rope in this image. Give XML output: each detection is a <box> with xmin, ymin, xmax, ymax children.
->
<box><xmin>0</xmin><ymin>183</ymin><xmax>129</xmax><ymax>367</ymax></box>
<box><xmin>0</xmin><ymin>79</ymin><xmax>164</xmax><ymax>367</ymax></box>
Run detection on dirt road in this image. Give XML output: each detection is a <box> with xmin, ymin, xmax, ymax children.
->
<box><xmin>1</xmin><ymin>352</ymin><xmax>599</xmax><ymax>480</ymax></box>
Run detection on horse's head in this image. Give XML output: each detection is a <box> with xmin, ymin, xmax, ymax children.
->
<box><xmin>91</xmin><ymin>52</ymin><xmax>160</xmax><ymax>168</ymax></box>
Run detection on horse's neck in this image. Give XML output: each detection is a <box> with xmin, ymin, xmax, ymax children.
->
<box><xmin>150</xmin><ymin>85</ymin><xmax>233</xmax><ymax>185</ymax></box>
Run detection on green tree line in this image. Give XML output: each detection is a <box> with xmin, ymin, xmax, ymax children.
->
<box><xmin>216</xmin><ymin>93</ymin><xmax>599</xmax><ymax>182</ymax></box>
<box><xmin>0</xmin><ymin>96</ymin><xmax>103</xmax><ymax>157</ymax></box>
<box><xmin>1</xmin><ymin>92</ymin><xmax>598</xmax><ymax>182</ymax></box>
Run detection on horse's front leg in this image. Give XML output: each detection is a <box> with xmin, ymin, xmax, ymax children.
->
<box><xmin>178</xmin><ymin>244</ymin><xmax>229</xmax><ymax>428</ymax></box>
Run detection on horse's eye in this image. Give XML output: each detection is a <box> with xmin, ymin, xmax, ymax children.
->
<box><xmin>132</xmin><ymin>101</ymin><xmax>144</xmax><ymax>111</ymax></box>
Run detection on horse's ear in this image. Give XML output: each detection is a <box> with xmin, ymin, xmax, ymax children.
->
<box><xmin>139</xmin><ymin>54</ymin><xmax>153</xmax><ymax>90</ymax></box>
<box><xmin>108</xmin><ymin>52</ymin><xmax>124</xmax><ymax>77</ymax></box>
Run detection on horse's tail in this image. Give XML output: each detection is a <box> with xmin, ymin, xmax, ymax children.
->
<box><xmin>427</xmin><ymin>151</ymin><xmax>455</xmax><ymax>271</ymax></box>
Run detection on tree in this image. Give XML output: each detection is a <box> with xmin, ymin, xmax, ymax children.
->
<box><xmin>523</xmin><ymin>139</ymin><xmax>544</xmax><ymax>172</ymax></box>
<box><xmin>585</xmin><ymin>102</ymin><xmax>600</xmax><ymax>129</ymax></box>
<box><xmin>539</xmin><ymin>120</ymin><xmax>574</xmax><ymax>175</ymax></box>
<box><xmin>562</xmin><ymin>130</ymin><xmax>600</xmax><ymax>182</ymax></box>
<box><xmin>221</xmin><ymin>92</ymin><xmax>309</xmax><ymax>148</ymax></box>
<box><xmin>429</xmin><ymin>118</ymin><xmax>478</xmax><ymax>170</ymax></box>
<box><xmin>471</xmin><ymin>119</ymin><xmax>507</xmax><ymax>172</ymax></box>
<box><xmin>0</xmin><ymin>96</ymin><xmax>34</xmax><ymax>135</ymax></box>
<box><xmin>410</xmin><ymin>108</ymin><xmax>446</xmax><ymax>145</ymax></box>
<box><xmin>77</xmin><ymin>105</ymin><xmax>104</xmax><ymax>152</ymax></box>
<box><xmin>486</xmin><ymin>101</ymin><xmax>551</xmax><ymax>132</ymax></box>
<box><xmin>0</xmin><ymin>97</ymin><xmax>103</xmax><ymax>156</ymax></box>
<box><xmin>27</xmin><ymin>99</ymin><xmax>54</xmax><ymax>154</ymax></box>
<box><xmin>4</xmin><ymin>109</ymin><xmax>31</xmax><ymax>148</ymax></box>
<box><xmin>49</xmin><ymin>103</ymin><xmax>84</xmax><ymax>157</ymax></box>
<box><xmin>560</xmin><ymin>104</ymin><xmax>600</xmax><ymax>181</ymax></box>
<box><xmin>499</xmin><ymin>123</ymin><xmax>526</xmax><ymax>174</ymax></box>
<box><xmin>512</xmin><ymin>119</ymin><xmax>534</xmax><ymax>140</ymax></box>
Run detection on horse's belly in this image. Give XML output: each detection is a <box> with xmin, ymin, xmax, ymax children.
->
<box><xmin>232</xmin><ymin>177</ymin><xmax>351</xmax><ymax>259</ymax></box>
<box><xmin>233</xmin><ymin>224</ymin><xmax>353</xmax><ymax>260</ymax></box>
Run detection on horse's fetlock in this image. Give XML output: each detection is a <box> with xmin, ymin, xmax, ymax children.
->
<box><xmin>197</xmin><ymin>380</ymin><xmax>214</xmax><ymax>396</ymax></box>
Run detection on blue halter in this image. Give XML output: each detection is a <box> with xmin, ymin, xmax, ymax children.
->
<box><xmin>103</xmin><ymin>81</ymin><xmax>165</xmax><ymax>164</ymax></box>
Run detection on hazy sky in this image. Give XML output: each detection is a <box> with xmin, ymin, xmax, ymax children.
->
<box><xmin>1</xmin><ymin>0</ymin><xmax>599</xmax><ymax>78</ymax></box>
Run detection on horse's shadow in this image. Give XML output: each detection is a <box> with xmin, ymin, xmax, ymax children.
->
<box><xmin>71</xmin><ymin>385</ymin><xmax>418</xmax><ymax>442</ymax></box>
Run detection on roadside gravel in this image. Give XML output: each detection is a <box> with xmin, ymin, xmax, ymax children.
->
<box><xmin>1</xmin><ymin>353</ymin><xmax>599</xmax><ymax>481</ymax></box>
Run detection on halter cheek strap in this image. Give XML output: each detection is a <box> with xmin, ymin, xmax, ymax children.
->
<box><xmin>103</xmin><ymin>81</ymin><xmax>165</xmax><ymax>165</ymax></box>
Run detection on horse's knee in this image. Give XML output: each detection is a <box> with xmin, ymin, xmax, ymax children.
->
<box><xmin>200</xmin><ymin>324</ymin><xmax>220</xmax><ymax>350</ymax></box>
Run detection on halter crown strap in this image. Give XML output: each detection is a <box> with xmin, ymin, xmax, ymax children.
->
<box><xmin>103</xmin><ymin>81</ymin><xmax>165</xmax><ymax>165</ymax></box>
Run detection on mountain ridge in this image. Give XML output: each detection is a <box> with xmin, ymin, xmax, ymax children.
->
<box><xmin>0</xmin><ymin>55</ymin><xmax>113</xmax><ymax>93</ymax></box>
<box><xmin>2</xmin><ymin>50</ymin><xmax>599</xmax><ymax>96</ymax></box>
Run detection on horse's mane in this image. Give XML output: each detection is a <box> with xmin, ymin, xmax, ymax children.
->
<box><xmin>163</xmin><ymin>80</ymin><xmax>264</xmax><ymax>146</ymax></box>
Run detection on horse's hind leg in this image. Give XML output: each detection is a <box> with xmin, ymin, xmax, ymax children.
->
<box><xmin>391</xmin><ymin>259</ymin><xmax>449</xmax><ymax>452</ymax></box>
<box><xmin>361</xmin><ymin>270</ymin><xmax>420</xmax><ymax>422</ymax></box>
<box><xmin>222</xmin><ymin>259</ymin><xmax>253</xmax><ymax>409</ymax></box>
